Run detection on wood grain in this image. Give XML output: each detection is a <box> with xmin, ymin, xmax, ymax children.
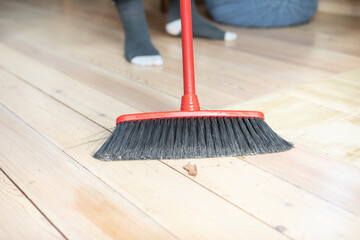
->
<box><xmin>0</xmin><ymin>170</ymin><xmax>64</xmax><ymax>240</ymax></box>
<box><xmin>1</xmin><ymin>0</ymin><xmax>360</xmax><ymax>239</ymax></box>
<box><xmin>0</xmin><ymin>104</ymin><xmax>177</xmax><ymax>240</ymax></box>
<box><xmin>242</xmin><ymin>147</ymin><xmax>360</xmax><ymax>215</ymax></box>
<box><xmin>319</xmin><ymin>0</ymin><xmax>360</xmax><ymax>17</ymax></box>
<box><xmin>2</xmin><ymin>45</ymin><xmax>360</xmax><ymax>239</ymax></box>
<box><xmin>0</xmin><ymin>53</ymin><xmax>287</xmax><ymax>240</ymax></box>
<box><xmin>2</xmin><ymin>0</ymin><xmax>360</xmax><ymax>109</ymax></box>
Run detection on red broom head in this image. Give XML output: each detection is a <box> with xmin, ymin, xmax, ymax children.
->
<box><xmin>116</xmin><ymin>110</ymin><xmax>265</xmax><ymax>125</ymax></box>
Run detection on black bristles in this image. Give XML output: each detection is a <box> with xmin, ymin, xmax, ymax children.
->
<box><xmin>204</xmin><ymin>117</ymin><xmax>215</xmax><ymax>157</ymax></box>
<box><xmin>197</xmin><ymin>118</ymin><xmax>207</xmax><ymax>157</ymax></box>
<box><xmin>93</xmin><ymin>117</ymin><xmax>293</xmax><ymax>160</ymax></box>
<box><xmin>210</xmin><ymin>117</ymin><xmax>224</xmax><ymax>156</ymax></box>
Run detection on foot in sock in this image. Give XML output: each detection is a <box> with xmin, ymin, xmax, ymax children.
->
<box><xmin>113</xmin><ymin>0</ymin><xmax>163</xmax><ymax>66</ymax></box>
<box><xmin>166</xmin><ymin>0</ymin><xmax>237</xmax><ymax>41</ymax></box>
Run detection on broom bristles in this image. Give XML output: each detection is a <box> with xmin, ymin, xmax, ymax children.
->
<box><xmin>93</xmin><ymin>117</ymin><xmax>293</xmax><ymax>160</ymax></box>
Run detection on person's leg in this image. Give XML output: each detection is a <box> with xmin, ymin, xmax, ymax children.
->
<box><xmin>113</xmin><ymin>0</ymin><xmax>163</xmax><ymax>66</ymax></box>
<box><xmin>166</xmin><ymin>0</ymin><xmax>237</xmax><ymax>41</ymax></box>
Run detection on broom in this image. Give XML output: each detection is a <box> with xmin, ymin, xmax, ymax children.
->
<box><xmin>94</xmin><ymin>0</ymin><xmax>293</xmax><ymax>161</ymax></box>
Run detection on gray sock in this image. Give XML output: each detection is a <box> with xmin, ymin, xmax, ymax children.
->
<box><xmin>113</xmin><ymin>0</ymin><xmax>161</xmax><ymax>63</ymax></box>
<box><xmin>167</xmin><ymin>0</ymin><xmax>226</xmax><ymax>40</ymax></box>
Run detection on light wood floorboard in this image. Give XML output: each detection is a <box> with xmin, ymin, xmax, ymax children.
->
<box><xmin>1</xmin><ymin>0</ymin><xmax>360</xmax><ymax>239</ymax></box>
<box><xmin>0</xmin><ymin>170</ymin><xmax>65</xmax><ymax>240</ymax></box>
<box><xmin>0</xmin><ymin>64</ymin><xmax>287</xmax><ymax>239</ymax></box>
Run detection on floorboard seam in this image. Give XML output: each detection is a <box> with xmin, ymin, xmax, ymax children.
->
<box><xmin>0</xmin><ymin>166</ymin><xmax>69</xmax><ymax>240</ymax></box>
<box><xmin>0</xmin><ymin>103</ymin><xmax>180</xmax><ymax>240</ymax></box>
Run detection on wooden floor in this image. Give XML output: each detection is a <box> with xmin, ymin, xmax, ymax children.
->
<box><xmin>1</xmin><ymin>0</ymin><xmax>360</xmax><ymax>239</ymax></box>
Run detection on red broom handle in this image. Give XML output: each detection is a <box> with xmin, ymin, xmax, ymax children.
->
<box><xmin>180</xmin><ymin>0</ymin><xmax>200</xmax><ymax>111</ymax></box>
